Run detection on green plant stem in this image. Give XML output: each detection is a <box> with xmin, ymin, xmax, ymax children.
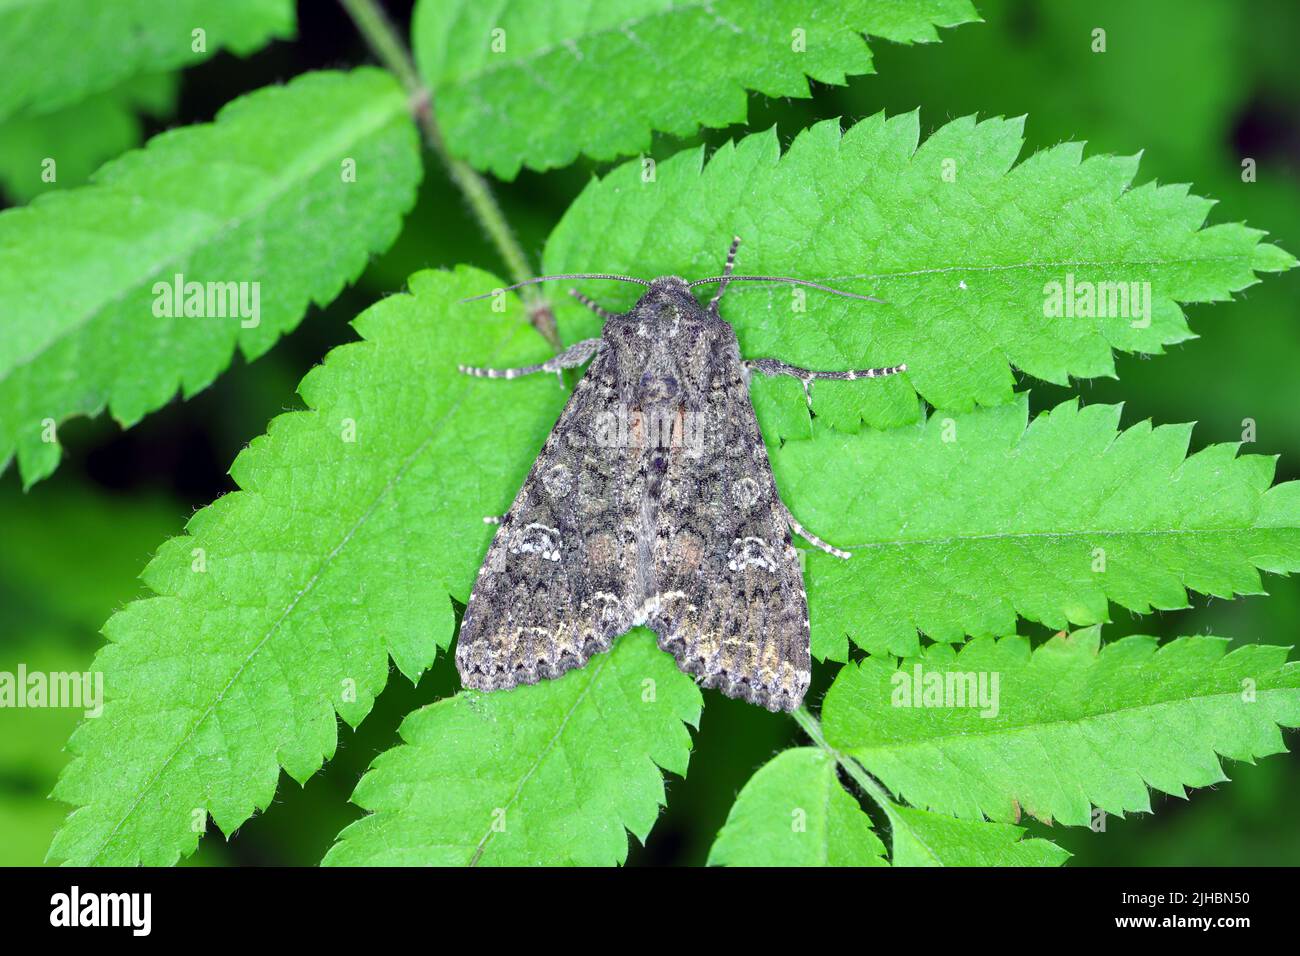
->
<box><xmin>338</xmin><ymin>0</ymin><xmax>559</xmax><ymax>348</ymax></box>
<box><xmin>794</xmin><ymin>706</ymin><xmax>949</xmax><ymax>865</ymax></box>
<box><xmin>792</xmin><ymin>705</ymin><xmax>896</xmax><ymax>815</ymax></box>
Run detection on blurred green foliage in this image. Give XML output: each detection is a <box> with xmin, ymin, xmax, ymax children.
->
<box><xmin>1</xmin><ymin>0</ymin><xmax>1297</xmax><ymax>865</ymax></box>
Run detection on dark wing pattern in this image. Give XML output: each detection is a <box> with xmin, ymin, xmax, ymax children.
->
<box><xmin>645</xmin><ymin>330</ymin><xmax>810</xmax><ymax>712</ymax></box>
<box><xmin>456</xmin><ymin>345</ymin><xmax>642</xmax><ymax>690</ymax></box>
<box><xmin>458</xmin><ymin>287</ymin><xmax>811</xmax><ymax>712</ymax></box>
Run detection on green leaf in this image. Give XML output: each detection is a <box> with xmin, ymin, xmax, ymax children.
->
<box><xmin>706</xmin><ymin>744</ymin><xmax>1064</xmax><ymax>865</ymax></box>
<box><xmin>770</xmin><ymin>395</ymin><xmax>1300</xmax><ymax>659</ymax></box>
<box><xmin>885</xmin><ymin>802</ymin><xmax>1069</xmax><ymax>866</ymax></box>
<box><xmin>413</xmin><ymin>0</ymin><xmax>978</xmax><ymax>177</ymax></box>
<box><xmin>324</xmin><ymin>630</ymin><xmax>701</xmax><ymax>866</ymax></box>
<box><xmin>544</xmin><ymin>113</ymin><xmax>1294</xmax><ymax>435</ymax></box>
<box><xmin>0</xmin><ymin>68</ymin><xmax>422</xmax><ymax>486</ymax></box>
<box><xmin>0</xmin><ymin>72</ymin><xmax>178</xmax><ymax>204</ymax></box>
<box><xmin>0</xmin><ymin>0</ymin><xmax>294</xmax><ymax>122</ymax></box>
<box><xmin>47</xmin><ymin>268</ymin><xmax>568</xmax><ymax>865</ymax></box>
<box><xmin>822</xmin><ymin>629</ymin><xmax>1300</xmax><ymax>827</ymax></box>
<box><xmin>707</xmin><ymin>748</ymin><xmax>886</xmax><ymax>866</ymax></box>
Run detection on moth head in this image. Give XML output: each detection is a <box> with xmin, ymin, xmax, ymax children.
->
<box><xmin>635</xmin><ymin>275</ymin><xmax>710</xmax><ymax>324</ymax></box>
<box><xmin>643</xmin><ymin>275</ymin><xmax>694</xmax><ymax>304</ymax></box>
<box><xmin>648</xmin><ymin>275</ymin><xmax>690</xmax><ymax>294</ymax></box>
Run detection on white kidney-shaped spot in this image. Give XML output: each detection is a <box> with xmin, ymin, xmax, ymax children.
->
<box><xmin>510</xmin><ymin>523</ymin><xmax>563</xmax><ymax>561</ymax></box>
<box><xmin>727</xmin><ymin>536</ymin><xmax>778</xmax><ymax>573</ymax></box>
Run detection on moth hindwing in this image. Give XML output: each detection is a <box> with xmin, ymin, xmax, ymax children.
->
<box><xmin>456</xmin><ymin>249</ymin><xmax>905</xmax><ymax>712</ymax></box>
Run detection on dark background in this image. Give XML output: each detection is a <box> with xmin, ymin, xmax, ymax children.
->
<box><xmin>2</xmin><ymin>0</ymin><xmax>1298</xmax><ymax>866</ymax></box>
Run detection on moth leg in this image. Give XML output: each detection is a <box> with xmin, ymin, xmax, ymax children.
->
<box><xmin>708</xmin><ymin>235</ymin><xmax>743</xmax><ymax>314</ymax></box>
<box><xmin>482</xmin><ymin>515</ymin><xmax>503</xmax><ymax>525</ymax></box>
<box><xmin>745</xmin><ymin>358</ymin><xmax>908</xmax><ymax>408</ymax></box>
<box><xmin>781</xmin><ymin>503</ymin><xmax>851</xmax><ymax>560</ymax></box>
<box><xmin>746</xmin><ymin>358</ymin><xmax>908</xmax><ymax>381</ymax></box>
<box><xmin>459</xmin><ymin>337</ymin><xmax>601</xmax><ymax>381</ymax></box>
<box><xmin>568</xmin><ymin>289</ymin><xmax>615</xmax><ymax>320</ymax></box>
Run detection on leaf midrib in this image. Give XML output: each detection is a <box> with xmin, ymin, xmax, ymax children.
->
<box><xmin>468</xmin><ymin>651</ymin><xmax>611</xmax><ymax>866</ymax></box>
<box><xmin>437</xmin><ymin>1</ymin><xmax>722</xmax><ymax>88</ymax></box>
<box><xmin>83</xmin><ymin>312</ymin><xmax>538</xmax><ymax>865</ymax></box>
<box><xmin>883</xmin><ymin>804</ymin><xmax>943</xmax><ymax>866</ymax></box>
<box><xmin>837</xmin><ymin>524</ymin><xmax>1281</xmax><ymax>551</ymax></box>
<box><xmin>1</xmin><ymin>77</ymin><xmax>404</xmax><ymax>385</ymax></box>
<box><xmin>822</xmin><ymin>252</ymin><xmax>1256</xmax><ymax>284</ymax></box>
<box><xmin>835</xmin><ymin>682</ymin><xmax>1285</xmax><ymax>754</ymax></box>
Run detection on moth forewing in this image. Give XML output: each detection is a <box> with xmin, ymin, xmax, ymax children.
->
<box><xmin>456</xmin><ymin>263</ymin><xmax>903</xmax><ymax>712</ymax></box>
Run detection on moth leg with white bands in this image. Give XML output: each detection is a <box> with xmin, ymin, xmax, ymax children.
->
<box><xmin>745</xmin><ymin>357</ymin><xmax>908</xmax><ymax>382</ymax></box>
<box><xmin>745</xmin><ymin>357</ymin><xmax>908</xmax><ymax>408</ymax></box>
<box><xmin>568</xmin><ymin>288</ymin><xmax>616</xmax><ymax>320</ymax></box>
<box><xmin>707</xmin><ymin>235</ymin><xmax>742</xmax><ymax>314</ymax></box>
<box><xmin>458</xmin><ymin>337</ymin><xmax>602</xmax><ymax>382</ymax></box>
<box><xmin>782</xmin><ymin>506</ymin><xmax>851</xmax><ymax>560</ymax></box>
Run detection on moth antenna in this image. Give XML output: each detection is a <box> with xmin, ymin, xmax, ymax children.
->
<box><xmin>460</xmin><ymin>273</ymin><xmax>651</xmax><ymax>303</ymax></box>
<box><xmin>687</xmin><ymin>275</ymin><xmax>885</xmax><ymax>303</ymax></box>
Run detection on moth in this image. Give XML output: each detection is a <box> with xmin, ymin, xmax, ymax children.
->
<box><xmin>455</xmin><ymin>238</ymin><xmax>905</xmax><ymax>712</ymax></box>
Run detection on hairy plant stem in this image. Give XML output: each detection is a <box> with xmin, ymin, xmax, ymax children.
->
<box><xmin>795</xmin><ymin>704</ymin><xmax>950</xmax><ymax>864</ymax></box>
<box><xmin>792</xmin><ymin>705</ymin><xmax>896</xmax><ymax>817</ymax></box>
<box><xmin>338</xmin><ymin>0</ymin><xmax>559</xmax><ymax>348</ymax></box>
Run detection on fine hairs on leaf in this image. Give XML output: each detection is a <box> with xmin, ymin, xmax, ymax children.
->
<box><xmin>412</xmin><ymin>0</ymin><xmax>980</xmax><ymax>176</ymax></box>
<box><xmin>711</xmin><ymin>625</ymin><xmax>1300</xmax><ymax>865</ymax></box>
<box><xmin>545</xmin><ymin>112</ymin><xmax>1295</xmax><ymax>436</ymax></box>
<box><xmin>47</xmin><ymin>269</ymin><xmax>566</xmax><ymax>865</ymax></box>
<box><xmin>0</xmin><ymin>0</ymin><xmax>295</xmax><ymax>123</ymax></box>
<box><xmin>0</xmin><ymin>68</ymin><xmax>422</xmax><ymax>486</ymax></box>
<box><xmin>821</xmin><ymin>628</ymin><xmax>1300</xmax><ymax>827</ymax></box>
<box><xmin>706</xmin><ymin>748</ymin><xmax>889</xmax><ymax>866</ymax></box>
<box><xmin>706</xmin><ymin>745</ymin><xmax>1069</xmax><ymax>867</ymax></box>
<box><xmin>773</xmin><ymin>395</ymin><xmax>1300</xmax><ymax>660</ymax></box>
<box><xmin>325</xmin><ymin>630</ymin><xmax>701</xmax><ymax>866</ymax></box>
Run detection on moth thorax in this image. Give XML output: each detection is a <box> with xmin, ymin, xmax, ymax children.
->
<box><xmin>637</xmin><ymin>367</ymin><xmax>681</xmax><ymax>402</ymax></box>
